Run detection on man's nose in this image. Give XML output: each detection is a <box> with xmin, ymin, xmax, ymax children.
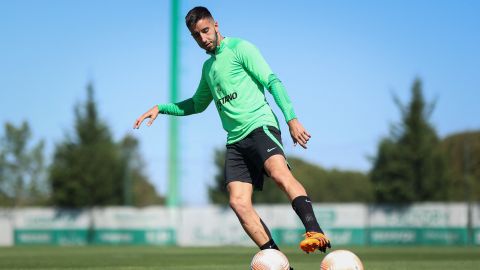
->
<box><xmin>200</xmin><ymin>34</ymin><xmax>208</xmax><ymax>43</ymax></box>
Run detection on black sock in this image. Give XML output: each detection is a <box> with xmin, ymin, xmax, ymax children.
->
<box><xmin>291</xmin><ymin>195</ymin><xmax>322</xmax><ymax>233</ymax></box>
<box><xmin>260</xmin><ymin>219</ymin><xmax>272</xmax><ymax>239</ymax></box>
<box><xmin>260</xmin><ymin>239</ymin><xmax>280</xmax><ymax>250</ymax></box>
<box><xmin>259</xmin><ymin>219</ymin><xmax>279</xmax><ymax>250</ymax></box>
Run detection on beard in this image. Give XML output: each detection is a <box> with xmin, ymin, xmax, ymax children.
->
<box><xmin>205</xmin><ymin>30</ymin><xmax>218</xmax><ymax>53</ymax></box>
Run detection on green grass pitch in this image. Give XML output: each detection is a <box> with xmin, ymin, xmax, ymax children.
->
<box><xmin>0</xmin><ymin>246</ymin><xmax>479</xmax><ymax>269</ymax></box>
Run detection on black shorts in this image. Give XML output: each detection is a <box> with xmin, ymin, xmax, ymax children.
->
<box><xmin>225</xmin><ymin>125</ymin><xmax>288</xmax><ymax>191</ymax></box>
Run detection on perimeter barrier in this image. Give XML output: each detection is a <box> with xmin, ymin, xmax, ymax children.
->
<box><xmin>0</xmin><ymin>203</ymin><xmax>478</xmax><ymax>246</ymax></box>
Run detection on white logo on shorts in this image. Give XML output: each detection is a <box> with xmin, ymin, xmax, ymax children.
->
<box><xmin>267</xmin><ymin>147</ymin><xmax>277</xmax><ymax>153</ymax></box>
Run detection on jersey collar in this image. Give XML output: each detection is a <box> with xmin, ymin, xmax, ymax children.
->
<box><xmin>207</xmin><ymin>37</ymin><xmax>227</xmax><ymax>55</ymax></box>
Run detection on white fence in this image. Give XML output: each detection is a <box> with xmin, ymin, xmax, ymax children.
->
<box><xmin>1</xmin><ymin>203</ymin><xmax>479</xmax><ymax>246</ymax></box>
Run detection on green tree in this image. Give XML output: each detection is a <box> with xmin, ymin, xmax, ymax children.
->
<box><xmin>289</xmin><ymin>157</ymin><xmax>372</xmax><ymax>203</ymax></box>
<box><xmin>370</xmin><ymin>78</ymin><xmax>448</xmax><ymax>203</ymax></box>
<box><xmin>208</xmin><ymin>149</ymin><xmax>372</xmax><ymax>204</ymax></box>
<box><xmin>208</xmin><ymin>149</ymin><xmax>229</xmax><ymax>204</ymax></box>
<box><xmin>49</xmin><ymin>83</ymin><xmax>163</xmax><ymax>207</ymax></box>
<box><xmin>0</xmin><ymin>121</ymin><xmax>48</xmax><ymax>206</ymax></box>
<box><xmin>49</xmin><ymin>84</ymin><xmax>163</xmax><ymax>207</ymax></box>
<box><xmin>441</xmin><ymin>131</ymin><xmax>480</xmax><ymax>201</ymax></box>
<box><xmin>120</xmin><ymin>135</ymin><xmax>164</xmax><ymax>207</ymax></box>
<box><xmin>49</xmin><ymin>83</ymin><xmax>123</xmax><ymax>207</ymax></box>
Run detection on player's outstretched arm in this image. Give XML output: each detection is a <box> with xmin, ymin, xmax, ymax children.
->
<box><xmin>287</xmin><ymin>118</ymin><xmax>311</xmax><ymax>149</ymax></box>
<box><xmin>133</xmin><ymin>105</ymin><xmax>159</xmax><ymax>129</ymax></box>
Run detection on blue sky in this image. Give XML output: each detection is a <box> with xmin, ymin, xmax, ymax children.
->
<box><xmin>1</xmin><ymin>0</ymin><xmax>479</xmax><ymax>205</ymax></box>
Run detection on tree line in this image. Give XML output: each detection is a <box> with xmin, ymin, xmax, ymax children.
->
<box><xmin>0</xmin><ymin>83</ymin><xmax>163</xmax><ymax>207</ymax></box>
<box><xmin>1</xmin><ymin>78</ymin><xmax>478</xmax><ymax>206</ymax></box>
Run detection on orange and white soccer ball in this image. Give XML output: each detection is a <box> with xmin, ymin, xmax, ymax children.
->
<box><xmin>320</xmin><ymin>250</ymin><xmax>364</xmax><ymax>270</ymax></box>
<box><xmin>250</xmin><ymin>249</ymin><xmax>290</xmax><ymax>270</ymax></box>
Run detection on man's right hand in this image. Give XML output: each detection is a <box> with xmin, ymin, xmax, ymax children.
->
<box><xmin>133</xmin><ymin>105</ymin><xmax>160</xmax><ymax>129</ymax></box>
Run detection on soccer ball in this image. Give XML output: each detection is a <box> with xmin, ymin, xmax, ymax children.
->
<box><xmin>320</xmin><ymin>250</ymin><xmax>364</xmax><ymax>270</ymax></box>
<box><xmin>250</xmin><ymin>249</ymin><xmax>290</xmax><ymax>270</ymax></box>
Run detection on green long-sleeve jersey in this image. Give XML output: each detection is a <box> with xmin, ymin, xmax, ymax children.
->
<box><xmin>158</xmin><ymin>37</ymin><xmax>296</xmax><ymax>144</ymax></box>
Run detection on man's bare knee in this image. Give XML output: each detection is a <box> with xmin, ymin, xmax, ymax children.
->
<box><xmin>229</xmin><ymin>196</ymin><xmax>252</xmax><ymax>216</ymax></box>
<box><xmin>269</xmin><ymin>169</ymin><xmax>292</xmax><ymax>190</ymax></box>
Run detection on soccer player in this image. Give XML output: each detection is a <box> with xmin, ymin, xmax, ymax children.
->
<box><xmin>134</xmin><ymin>6</ymin><xmax>331</xmax><ymax>254</ymax></box>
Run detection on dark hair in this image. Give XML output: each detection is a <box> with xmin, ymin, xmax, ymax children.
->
<box><xmin>185</xmin><ymin>6</ymin><xmax>213</xmax><ymax>29</ymax></box>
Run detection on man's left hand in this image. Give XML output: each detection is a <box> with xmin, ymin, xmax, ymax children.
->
<box><xmin>287</xmin><ymin>118</ymin><xmax>311</xmax><ymax>149</ymax></box>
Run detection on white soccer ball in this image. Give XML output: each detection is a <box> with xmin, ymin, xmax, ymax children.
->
<box><xmin>250</xmin><ymin>249</ymin><xmax>290</xmax><ymax>270</ymax></box>
<box><xmin>320</xmin><ymin>250</ymin><xmax>364</xmax><ymax>270</ymax></box>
